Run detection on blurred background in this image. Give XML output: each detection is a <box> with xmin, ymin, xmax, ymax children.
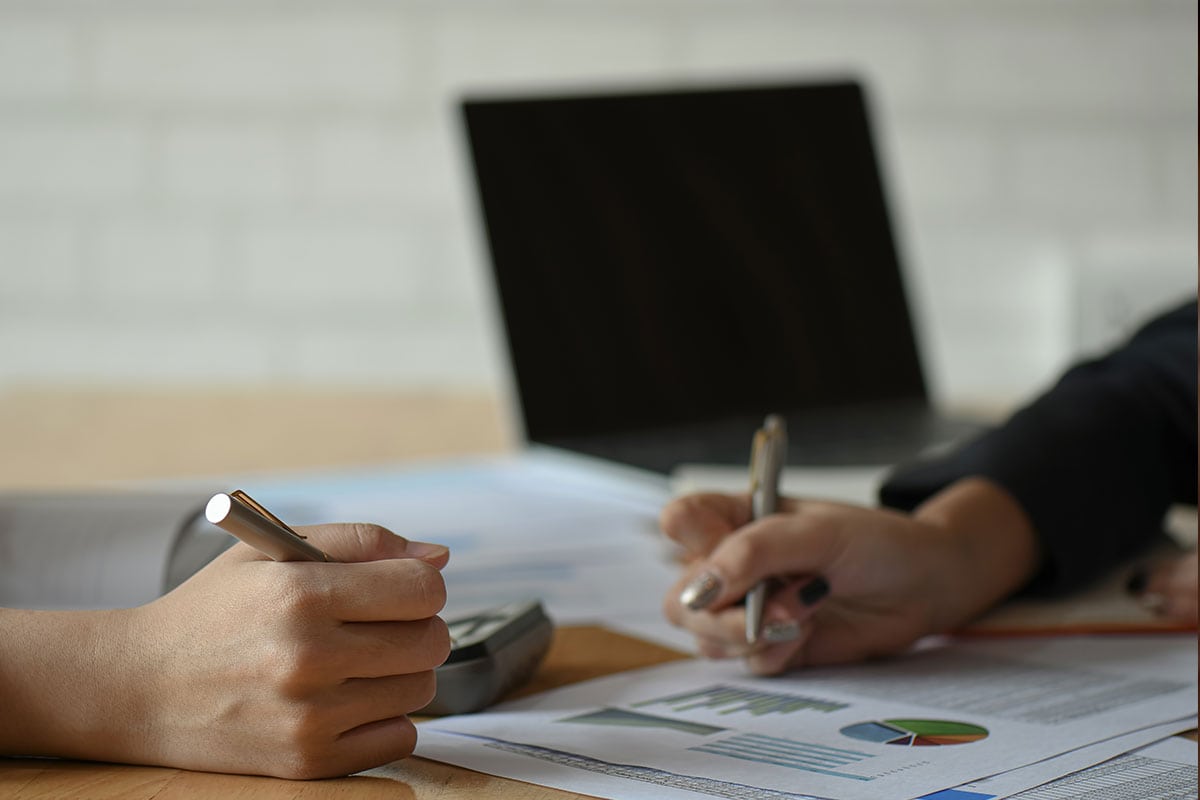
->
<box><xmin>0</xmin><ymin>0</ymin><xmax>1195</xmax><ymax>415</ymax></box>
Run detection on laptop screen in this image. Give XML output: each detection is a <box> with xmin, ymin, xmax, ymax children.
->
<box><xmin>462</xmin><ymin>80</ymin><xmax>927</xmax><ymax>445</ymax></box>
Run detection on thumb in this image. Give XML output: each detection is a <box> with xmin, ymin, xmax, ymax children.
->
<box><xmin>677</xmin><ymin>513</ymin><xmax>837</xmax><ymax>613</ymax></box>
<box><xmin>297</xmin><ymin>523</ymin><xmax>451</xmax><ymax>568</ymax></box>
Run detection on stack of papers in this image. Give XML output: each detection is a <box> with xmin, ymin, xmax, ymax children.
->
<box><xmin>239</xmin><ymin>450</ymin><xmax>1195</xmax><ymax>799</ymax></box>
<box><xmin>407</xmin><ymin>636</ymin><xmax>1196</xmax><ymax>800</ymax></box>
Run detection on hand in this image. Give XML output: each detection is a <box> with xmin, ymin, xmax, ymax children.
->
<box><xmin>103</xmin><ymin>524</ymin><xmax>449</xmax><ymax>778</ymax></box>
<box><xmin>661</xmin><ymin>478</ymin><xmax>1039</xmax><ymax>675</ymax></box>
<box><xmin>1129</xmin><ymin>550</ymin><xmax>1198</xmax><ymax>624</ymax></box>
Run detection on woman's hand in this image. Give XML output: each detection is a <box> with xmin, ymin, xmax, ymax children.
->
<box><xmin>1130</xmin><ymin>550</ymin><xmax>1199</xmax><ymax>624</ymax></box>
<box><xmin>661</xmin><ymin>478</ymin><xmax>1040</xmax><ymax>675</ymax></box>
<box><xmin>0</xmin><ymin>523</ymin><xmax>451</xmax><ymax>779</ymax></box>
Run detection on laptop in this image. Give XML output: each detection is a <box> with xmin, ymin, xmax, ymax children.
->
<box><xmin>461</xmin><ymin>79</ymin><xmax>977</xmax><ymax>474</ymax></box>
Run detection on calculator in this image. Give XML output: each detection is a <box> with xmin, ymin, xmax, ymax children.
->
<box><xmin>421</xmin><ymin>599</ymin><xmax>554</xmax><ymax>715</ymax></box>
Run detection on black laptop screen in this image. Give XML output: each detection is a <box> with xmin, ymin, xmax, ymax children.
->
<box><xmin>462</xmin><ymin>80</ymin><xmax>927</xmax><ymax>443</ymax></box>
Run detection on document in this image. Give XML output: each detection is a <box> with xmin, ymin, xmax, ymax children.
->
<box><xmin>242</xmin><ymin>450</ymin><xmax>681</xmax><ymax>635</ymax></box>
<box><xmin>414</xmin><ymin>636</ymin><xmax>1197</xmax><ymax>800</ymax></box>
<box><xmin>410</xmin><ymin>722</ymin><xmax>1196</xmax><ymax>800</ymax></box>
<box><xmin>938</xmin><ymin>720</ymin><xmax>1196</xmax><ymax>799</ymax></box>
<box><xmin>952</xmin><ymin>735</ymin><xmax>1198</xmax><ymax>800</ymax></box>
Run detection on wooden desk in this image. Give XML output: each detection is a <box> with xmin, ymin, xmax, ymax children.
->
<box><xmin>0</xmin><ymin>387</ymin><xmax>691</xmax><ymax>797</ymax></box>
<box><xmin>0</xmin><ymin>387</ymin><xmax>516</xmax><ymax>489</ymax></box>
<box><xmin>1</xmin><ymin>388</ymin><xmax>1193</xmax><ymax>796</ymax></box>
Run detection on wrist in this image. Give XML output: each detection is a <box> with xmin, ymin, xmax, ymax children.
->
<box><xmin>912</xmin><ymin>477</ymin><xmax>1041</xmax><ymax>632</ymax></box>
<box><xmin>0</xmin><ymin>606</ymin><xmax>150</xmax><ymax>763</ymax></box>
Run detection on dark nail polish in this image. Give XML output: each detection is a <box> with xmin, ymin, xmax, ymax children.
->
<box><xmin>1125</xmin><ymin>570</ymin><xmax>1148</xmax><ymax>595</ymax></box>
<box><xmin>799</xmin><ymin>577</ymin><xmax>829</xmax><ymax>606</ymax></box>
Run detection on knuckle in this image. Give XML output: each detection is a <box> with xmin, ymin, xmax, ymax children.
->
<box><xmin>658</xmin><ymin>497</ymin><xmax>689</xmax><ymax>534</ymax></box>
<box><xmin>406</xmin><ymin>561</ymin><xmax>447</xmax><ymax>614</ymax></box>
<box><xmin>659</xmin><ymin>494</ymin><xmax>709</xmax><ymax>535</ymax></box>
<box><xmin>719</xmin><ymin>532</ymin><xmax>766</xmax><ymax>577</ymax></box>
<box><xmin>260</xmin><ymin>642</ymin><xmax>305</xmax><ymax>694</ymax></box>
<box><xmin>425</xmin><ymin>616</ymin><xmax>453</xmax><ymax>665</ymax></box>
<box><xmin>287</xmin><ymin>638</ymin><xmax>328</xmax><ymax>679</ymax></box>
<box><xmin>406</xmin><ymin>670</ymin><xmax>438</xmax><ymax>712</ymax></box>
<box><xmin>275</xmin><ymin>709</ymin><xmax>334</xmax><ymax>779</ymax></box>
<box><xmin>259</xmin><ymin>636</ymin><xmax>328</xmax><ymax>695</ymax></box>
<box><xmin>273</xmin><ymin>574</ymin><xmax>330</xmax><ymax>620</ymax></box>
<box><xmin>279</xmin><ymin>748</ymin><xmax>336</xmax><ymax>781</ymax></box>
<box><xmin>390</xmin><ymin>717</ymin><xmax>419</xmax><ymax>758</ymax></box>
<box><xmin>350</xmin><ymin>522</ymin><xmax>395</xmax><ymax>549</ymax></box>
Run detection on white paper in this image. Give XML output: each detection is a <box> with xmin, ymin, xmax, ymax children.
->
<box><xmin>962</xmin><ymin>734</ymin><xmax>1198</xmax><ymax>800</ymax></box>
<box><xmin>670</xmin><ymin>464</ymin><xmax>890</xmax><ymax>505</ymax></box>
<box><xmin>416</xmin><ymin>636</ymin><xmax>1197</xmax><ymax>800</ymax></box>
<box><xmin>239</xmin><ymin>452</ymin><xmax>680</xmax><ymax>631</ymax></box>
<box><xmin>941</xmin><ymin>718</ymin><xmax>1195</xmax><ymax>799</ymax></box>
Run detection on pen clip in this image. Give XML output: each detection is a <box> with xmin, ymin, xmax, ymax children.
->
<box><xmin>750</xmin><ymin>415</ymin><xmax>787</xmax><ymax>520</ymax></box>
<box><xmin>748</xmin><ymin>429</ymin><xmax>768</xmax><ymax>493</ymax></box>
<box><xmin>230</xmin><ymin>489</ymin><xmax>309</xmax><ymax>541</ymax></box>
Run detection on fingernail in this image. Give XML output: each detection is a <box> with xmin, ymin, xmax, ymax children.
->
<box><xmin>680</xmin><ymin>571</ymin><xmax>723</xmax><ymax>611</ymax></box>
<box><xmin>798</xmin><ymin>577</ymin><xmax>830</xmax><ymax>606</ymax></box>
<box><xmin>405</xmin><ymin>540</ymin><xmax>450</xmax><ymax>560</ymax></box>
<box><xmin>761</xmin><ymin>619</ymin><xmax>802</xmax><ymax>643</ymax></box>
<box><xmin>1125</xmin><ymin>570</ymin><xmax>1148</xmax><ymax>595</ymax></box>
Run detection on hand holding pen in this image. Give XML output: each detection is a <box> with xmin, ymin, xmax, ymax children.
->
<box><xmin>90</xmin><ymin>492</ymin><xmax>456</xmax><ymax>778</ymax></box>
<box><xmin>661</xmin><ymin>448</ymin><xmax>1047</xmax><ymax>673</ymax></box>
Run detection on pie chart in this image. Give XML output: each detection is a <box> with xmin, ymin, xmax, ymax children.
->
<box><xmin>840</xmin><ymin>718</ymin><xmax>988</xmax><ymax>747</ymax></box>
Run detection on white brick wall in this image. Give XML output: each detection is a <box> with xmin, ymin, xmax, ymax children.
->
<box><xmin>0</xmin><ymin>21</ymin><xmax>78</xmax><ymax>99</ymax></box>
<box><xmin>92</xmin><ymin>16</ymin><xmax>414</xmax><ymax>105</ymax></box>
<box><xmin>0</xmin><ymin>119</ymin><xmax>146</xmax><ymax>202</ymax></box>
<box><xmin>0</xmin><ymin>0</ymin><xmax>1195</xmax><ymax>408</ymax></box>
<box><xmin>160</xmin><ymin>123</ymin><xmax>303</xmax><ymax>206</ymax></box>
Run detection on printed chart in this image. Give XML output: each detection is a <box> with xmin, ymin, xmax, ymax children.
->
<box><xmin>633</xmin><ymin>684</ymin><xmax>847</xmax><ymax>717</ymax></box>
<box><xmin>691</xmin><ymin>733</ymin><xmax>874</xmax><ymax>779</ymax></box>
<box><xmin>842</xmin><ymin>719</ymin><xmax>989</xmax><ymax>747</ymax></box>
<box><xmin>561</xmin><ymin>708</ymin><xmax>726</xmax><ymax>736</ymax></box>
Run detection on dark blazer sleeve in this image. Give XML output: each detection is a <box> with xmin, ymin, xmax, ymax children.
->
<box><xmin>879</xmin><ymin>299</ymin><xmax>1198</xmax><ymax>595</ymax></box>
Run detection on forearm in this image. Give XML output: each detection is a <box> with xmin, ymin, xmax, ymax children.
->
<box><xmin>913</xmin><ymin>477</ymin><xmax>1042</xmax><ymax>632</ymax></box>
<box><xmin>0</xmin><ymin>607</ymin><xmax>147</xmax><ymax>762</ymax></box>
<box><xmin>884</xmin><ymin>303</ymin><xmax>1197</xmax><ymax>595</ymax></box>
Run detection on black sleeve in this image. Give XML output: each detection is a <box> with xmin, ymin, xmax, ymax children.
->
<box><xmin>879</xmin><ymin>299</ymin><xmax>1198</xmax><ymax>595</ymax></box>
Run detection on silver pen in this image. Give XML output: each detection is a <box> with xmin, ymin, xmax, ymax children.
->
<box><xmin>745</xmin><ymin>414</ymin><xmax>787</xmax><ymax>645</ymax></box>
<box><xmin>205</xmin><ymin>490</ymin><xmax>334</xmax><ymax>562</ymax></box>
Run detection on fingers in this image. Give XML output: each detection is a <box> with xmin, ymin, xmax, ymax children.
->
<box><xmin>665</xmin><ymin>566</ymin><xmax>827</xmax><ymax>674</ymax></box>
<box><xmin>329</xmin><ymin>617</ymin><xmax>453</xmax><ymax>678</ymax></box>
<box><xmin>298</xmin><ymin>523</ymin><xmax>450</xmax><ymax>568</ymax></box>
<box><xmin>329</xmin><ymin>716</ymin><xmax>419</xmax><ymax>778</ymax></box>
<box><xmin>660</xmin><ymin>493</ymin><xmax>753</xmax><ymax>557</ymax></box>
<box><xmin>674</xmin><ymin>511</ymin><xmax>841</xmax><ymax>613</ymax></box>
<box><xmin>332</xmin><ymin>671</ymin><xmax>439</xmax><ymax>730</ymax></box>
<box><xmin>746</xmin><ymin>618</ymin><xmax>812</xmax><ymax>676</ymax></box>
<box><xmin>281</xmin><ymin>556</ymin><xmax>448</xmax><ymax>623</ymax></box>
<box><xmin>274</xmin><ymin>713</ymin><xmax>420</xmax><ymax>779</ymax></box>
